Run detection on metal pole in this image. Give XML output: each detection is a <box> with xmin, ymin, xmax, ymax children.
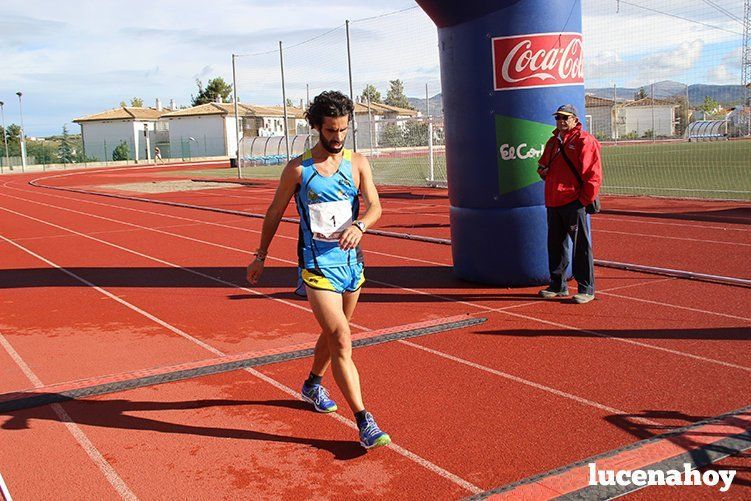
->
<box><xmin>16</xmin><ymin>92</ymin><xmax>27</xmax><ymax>172</ymax></box>
<box><xmin>306</xmin><ymin>83</ymin><xmax>311</xmax><ymax>137</ymax></box>
<box><xmin>651</xmin><ymin>83</ymin><xmax>655</xmax><ymax>143</ymax></box>
<box><xmin>427</xmin><ymin>83</ymin><xmax>434</xmax><ymax>182</ymax></box>
<box><xmin>366</xmin><ymin>94</ymin><xmax>373</xmax><ymax>155</ymax></box>
<box><xmin>613</xmin><ymin>84</ymin><xmax>618</xmax><ymax>144</ymax></box>
<box><xmin>232</xmin><ymin>53</ymin><xmax>243</xmax><ymax>178</ymax></box>
<box><xmin>279</xmin><ymin>41</ymin><xmax>291</xmax><ymax>162</ymax></box>
<box><xmin>426</xmin><ymin>83</ymin><xmax>430</xmax><ymax>117</ymax></box>
<box><xmin>345</xmin><ymin>20</ymin><xmax>357</xmax><ymax>152</ymax></box>
<box><xmin>0</xmin><ymin>101</ymin><xmax>9</xmax><ymax>173</ymax></box>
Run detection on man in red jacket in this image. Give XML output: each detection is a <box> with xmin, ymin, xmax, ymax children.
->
<box><xmin>537</xmin><ymin>104</ymin><xmax>602</xmax><ymax>304</ymax></box>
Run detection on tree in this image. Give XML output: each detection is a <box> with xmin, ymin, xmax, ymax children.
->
<box><xmin>385</xmin><ymin>79</ymin><xmax>412</xmax><ymax>109</ymax></box>
<box><xmin>191</xmin><ymin>77</ymin><xmax>233</xmax><ymax>106</ymax></box>
<box><xmin>404</xmin><ymin>121</ymin><xmax>429</xmax><ymax>146</ymax></box>
<box><xmin>57</xmin><ymin>125</ymin><xmax>75</xmax><ymax>163</ymax></box>
<box><xmin>130</xmin><ymin>97</ymin><xmax>144</xmax><ymax>107</ymax></box>
<box><xmin>361</xmin><ymin>84</ymin><xmax>382</xmax><ymax>104</ymax></box>
<box><xmin>1</xmin><ymin>124</ymin><xmax>21</xmax><ymax>156</ymax></box>
<box><xmin>634</xmin><ymin>87</ymin><xmax>647</xmax><ymax>100</ymax></box>
<box><xmin>112</xmin><ymin>141</ymin><xmax>130</xmax><ymax>161</ymax></box>
<box><xmin>119</xmin><ymin>101</ymin><xmax>127</xmax><ymax>107</ymax></box>
<box><xmin>698</xmin><ymin>96</ymin><xmax>721</xmax><ymax>117</ymax></box>
<box><xmin>285</xmin><ymin>98</ymin><xmax>294</xmax><ymax>108</ymax></box>
<box><xmin>380</xmin><ymin>123</ymin><xmax>405</xmax><ymax>147</ymax></box>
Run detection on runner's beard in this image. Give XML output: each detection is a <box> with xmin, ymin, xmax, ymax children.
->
<box><xmin>320</xmin><ymin>134</ymin><xmax>344</xmax><ymax>154</ymax></box>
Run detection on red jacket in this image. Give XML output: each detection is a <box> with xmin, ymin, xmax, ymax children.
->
<box><xmin>538</xmin><ymin>123</ymin><xmax>602</xmax><ymax>208</ymax></box>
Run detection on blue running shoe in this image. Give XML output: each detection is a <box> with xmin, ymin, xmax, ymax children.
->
<box><xmin>301</xmin><ymin>383</ymin><xmax>337</xmax><ymax>413</ymax></box>
<box><xmin>358</xmin><ymin>412</ymin><xmax>391</xmax><ymax>449</ymax></box>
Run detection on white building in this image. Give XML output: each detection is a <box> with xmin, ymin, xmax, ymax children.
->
<box><xmin>352</xmin><ymin>102</ymin><xmax>420</xmax><ymax>149</ymax></box>
<box><xmin>617</xmin><ymin>98</ymin><xmax>679</xmax><ymax>138</ymax></box>
<box><xmin>160</xmin><ymin>103</ymin><xmax>307</xmax><ymax>158</ymax></box>
<box><xmin>584</xmin><ymin>95</ymin><xmax>617</xmax><ymax>139</ymax></box>
<box><xmin>73</xmin><ymin>107</ymin><xmax>166</xmax><ymax>162</ymax></box>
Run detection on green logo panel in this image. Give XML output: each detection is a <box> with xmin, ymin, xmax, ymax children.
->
<box><xmin>495</xmin><ymin>115</ymin><xmax>551</xmax><ymax>195</ymax></box>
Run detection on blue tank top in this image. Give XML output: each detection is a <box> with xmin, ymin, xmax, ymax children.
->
<box><xmin>295</xmin><ymin>149</ymin><xmax>363</xmax><ymax>269</ymax></box>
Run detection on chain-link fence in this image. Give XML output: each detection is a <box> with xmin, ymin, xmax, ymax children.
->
<box><xmin>229</xmin><ymin>1</ymin><xmax>749</xmax><ymax>199</ymax></box>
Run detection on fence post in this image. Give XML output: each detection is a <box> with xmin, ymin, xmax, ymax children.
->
<box><xmin>232</xmin><ymin>53</ymin><xmax>243</xmax><ymax>178</ymax></box>
<box><xmin>428</xmin><ymin>117</ymin><xmax>435</xmax><ymax>183</ymax></box>
<box><xmin>279</xmin><ymin>41</ymin><xmax>291</xmax><ymax>163</ymax></box>
<box><xmin>345</xmin><ymin>20</ymin><xmax>357</xmax><ymax>152</ymax></box>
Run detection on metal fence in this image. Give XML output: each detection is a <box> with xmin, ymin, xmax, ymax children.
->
<box><xmin>228</xmin><ymin>1</ymin><xmax>749</xmax><ymax>199</ymax></box>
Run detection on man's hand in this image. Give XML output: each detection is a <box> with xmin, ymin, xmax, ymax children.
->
<box><xmin>339</xmin><ymin>225</ymin><xmax>363</xmax><ymax>250</ymax></box>
<box><xmin>537</xmin><ymin>165</ymin><xmax>548</xmax><ymax>179</ymax></box>
<box><xmin>246</xmin><ymin>259</ymin><xmax>265</xmax><ymax>285</ymax></box>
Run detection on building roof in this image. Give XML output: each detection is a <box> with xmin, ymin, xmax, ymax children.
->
<box><xmin>73</xmin><ymin>107</ymin><xmax>165</xmax><ymax>123</ymax></box>
<box><xmin>160</xmin><ymin>102</ymin><xmax>306</xmax><ymax>119</ymax></box>
<box><xmin>622</xmin><ymin>97</ymin><xmax>679</xmax><ymax>108</ymax></box>
<box><xmin>263</xmin><ymin>105</ymin><xmax>306</xmax><ymax>118</ymax></box>
<box><xmin>585</xmin><ymin>95</ymin><xmax>616</xmax><ymax>107</ymax></box>
<box><xmin>354</xmin><ymin>102</ymin><xmax>419</xmax><ymax>117</ymax></box>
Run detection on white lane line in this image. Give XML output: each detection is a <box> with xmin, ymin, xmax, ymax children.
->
<box><xmin>399</xmin><ymin>340</ymin><xmax>658</xmax><ymax>427</ymax></box>
<box><xmin>596</xmin><ymin>229</ymin><xmax>751</xmax><ymax>247</ymax></box>
<box><xmin>0</xmin><ymin>205</ymin><xmax>316</xmax><ymax>317</ymax></box>
<box><xmin>598</xmin><ymin>215</ymin><xmax>751</xmax><ymax>233</ymax></box>
<box><xmin>0</xmin><ymin>211</ymin><xmax>479</xmax><ymax>494</ymax></box>
<box><xmin>0</xmin><ymin>471</ymin><xmax>12</xmax><ymax>501</ymax></box>
<box><xmin>497</xmin><ymin>308</ymin><xmax>751</xmax><ymax>372</ymax></box>
<box><xmin>1</xmin><ymin>182</ymin><xmax>452</xmax><ymax>267</ymax></box>
<box><xmin>0</xmin><ymin>235</ymin><xmax>223</xmax><ymax>356</ymax></box>
<box><xmin>599</xmin><ymin>291</ymin><xmax>751</xmax><ymax>322</ymax></box>
<box><xmin>8</xmin><ymin>220</ymin><xmax>238</xmax><ymax>243</ymax></box>
<box><xmin>245</xmin><ymin>367</ymin><xmax>483</xmax><ymax>494</ymax></box>
<box><xmin>366</xmin><ymin>280</ymin><xmax>751</xmax><ymax>372</ymax></box>
<box><xmin>0</xmin><ymin>332</ymin><xmax>138</xmax><ymax>500</ymax></box>
<box><xmin>3</xmin><ymin>190</ymin><xmax>747</xmax><ymax>372</ymax></box>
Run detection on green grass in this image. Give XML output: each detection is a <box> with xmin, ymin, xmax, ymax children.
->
<box><xmin>168</xmin><ymin>140</ymin><xmax>750</xmax><ymax>200</ymax></box>
<box><xmin>600</xmin><ymin>140</ymin><xmax>751</xmax><ymax>199</ymax></box>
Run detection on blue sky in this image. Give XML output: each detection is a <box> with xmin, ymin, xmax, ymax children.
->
<box><xmin>1</xmin><ymin>0</ymin><xmax>746</xmax><ymax>137</ymax></box>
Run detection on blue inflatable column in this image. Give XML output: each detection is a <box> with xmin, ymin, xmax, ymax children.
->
<box><xmin>416</xmin><ymin>1</ymin><xmax>585</xmax><ymax>286</ymax></box>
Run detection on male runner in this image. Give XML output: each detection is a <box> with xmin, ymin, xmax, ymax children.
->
<box><xmin>246</xmin><ymin>91</ymin><xmax>390</xmax><ymax>449</ymax></box>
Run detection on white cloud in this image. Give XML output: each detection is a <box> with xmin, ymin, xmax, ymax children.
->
<box><xmin>2</xmin><ymin>0</ymin><xmax>747</xmax><ymax>135</ymax></box>
<box><xmin>706</xmin><ymin>64</ymin><xmax>738</xmax><ymax>84</ymax></box>
<box><xmin>586</xmin><ymin>39</ymin><xmax>704</xmax><ymax>86</ymax></box>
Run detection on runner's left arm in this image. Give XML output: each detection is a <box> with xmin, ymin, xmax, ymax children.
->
<box><xmin>339</xmin><ymin>154</ymin><xmax>382</xmax><ymax>251</ymax></box>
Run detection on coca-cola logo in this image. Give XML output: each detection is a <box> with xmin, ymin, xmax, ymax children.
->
<box><xmin>492</xmin><ymin>33</ymin><xmax>584</xmax><ymax>91</ymax></box>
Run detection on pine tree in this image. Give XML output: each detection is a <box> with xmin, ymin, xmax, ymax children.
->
<box><xmin>57</xmin><ymin>125</ymin><xmax>75</xmax><ymax>163</ymax></box>
<box><xmin>361</xmin><ymin>84</ymin><xmax>382</xmax><ymax>104</ymax></box>
<box><xmin>385</xmin><ymin>79</ymin><xmax>412</xmax><ymax>109</ymax></box>
<box><xmin>192</xmin><ymin>77</ymin><xmax>233</xmax><ymax>106</ymax></box>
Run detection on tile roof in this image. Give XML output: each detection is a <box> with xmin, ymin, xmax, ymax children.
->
<box><xmin>73</xmin><ymin>107</ymin><xmax>165</xmax><ymax>123</ymax></box>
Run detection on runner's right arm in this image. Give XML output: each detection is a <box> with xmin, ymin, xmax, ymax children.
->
<box><xmin>247</xmin><ymin>159</ymin><xmax>301</xmax><ymax>284</ymax></box>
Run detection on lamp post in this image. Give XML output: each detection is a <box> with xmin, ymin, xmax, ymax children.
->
<box><xmin>16</xmin><ymin>92</ymin><xmax>27</xmax><ymax>171</ymax></box>
<box><xmin>0</xmin><ymin>101</ymin><xmax>10</xmax><ymax>172</ymax></box>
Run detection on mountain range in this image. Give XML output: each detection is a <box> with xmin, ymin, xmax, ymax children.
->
<box><xmin>407</xmin><ymin>81</ymin><xmax>747</xmax><ymax>114</ymax></box>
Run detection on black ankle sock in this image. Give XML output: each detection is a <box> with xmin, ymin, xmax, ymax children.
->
<box><xmin>355</xmin><ymin>410</ymin><xmax>368</xmax><ymax>427</ymax></box>
<box><xmin>305</xmin><ymin>373</ymin><xmax>322</xmax><ymax>387</ymax></box>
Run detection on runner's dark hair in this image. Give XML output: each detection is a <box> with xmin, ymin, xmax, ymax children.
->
<box><xmin>305</xmin><ymin>91</ymin><xmax>354</xmax><ymax>128</ymax></box>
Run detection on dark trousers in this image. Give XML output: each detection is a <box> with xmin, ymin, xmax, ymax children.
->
<box><xmin>546</xmin><ymin>201</ymin><xmax>595</xmax><ymax>294</ymax></box>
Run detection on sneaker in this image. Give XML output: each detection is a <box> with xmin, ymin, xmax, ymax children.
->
<box><xmin>572</xmin><ymin>293</ymin><xmax>595</xmax><ymax>304</ymax></box>
<box><xmin>358</xmin><ymin>412</ymin><xmax>391</xmax><ymax>449</ymax></box>
<box><xmin>539</xmin><ymin>287</ymin><xmax>569</xmax><ymax>298</ymax></box>
<box><xmin>301</xmin><ymin>383</ymin><xmax>338</xmax><ymax>413</ymax></box>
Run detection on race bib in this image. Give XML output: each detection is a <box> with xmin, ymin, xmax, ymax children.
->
<box><xmin>308</xmin><ymin>200</ymin><xmax>352</xmax><ymax>241</ymax></box>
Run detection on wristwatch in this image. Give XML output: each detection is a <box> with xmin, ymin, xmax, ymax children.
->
<box><xmin>352</xmin><ymin>220</ymin><xmax>366</xmax><ymax>233</ymax></box>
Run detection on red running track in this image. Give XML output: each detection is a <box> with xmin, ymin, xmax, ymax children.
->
<box><xmin>0</xmin><ymin>164</ymin><xmax>749</xmax><ymax>500</ymax></box>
